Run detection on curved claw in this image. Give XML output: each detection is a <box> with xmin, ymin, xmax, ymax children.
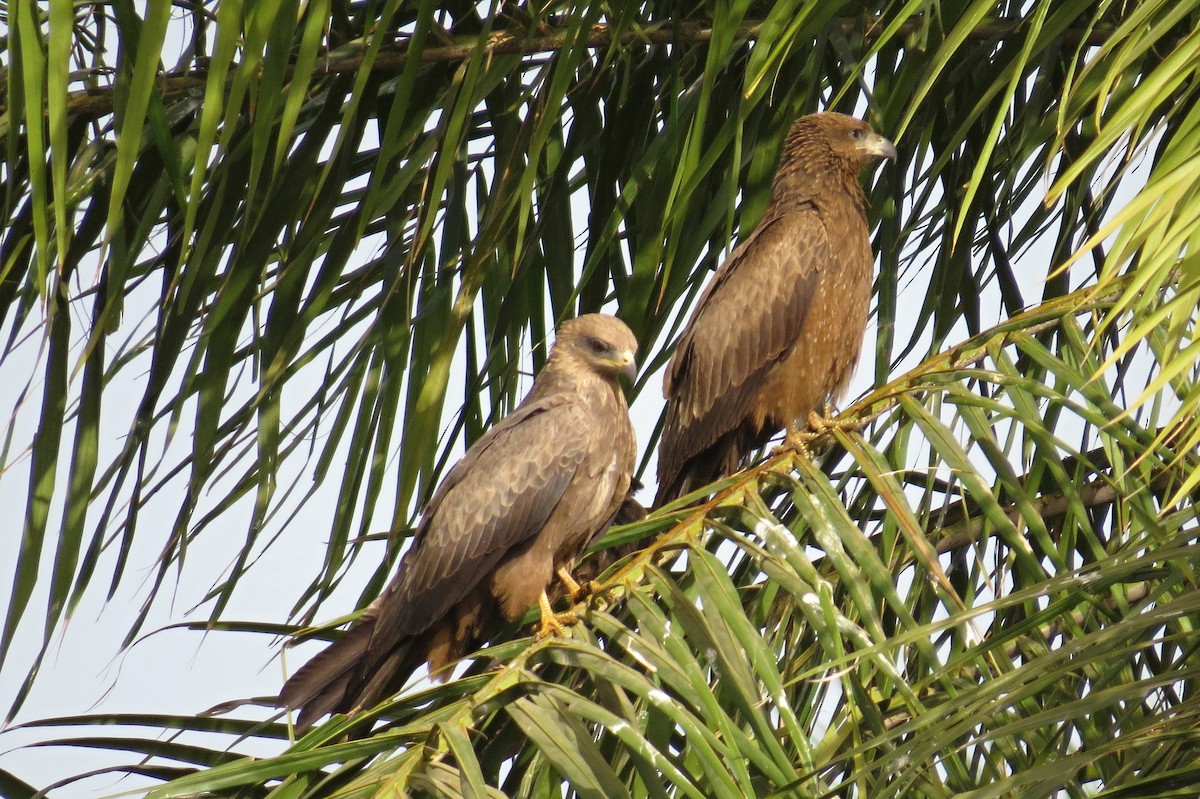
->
<box><xmin>807</xmin><ymin>404</ymin><xmax>863</xmax><ymax>435</ymax></box>
<box><xmin>771</xmin><ymin>424</ymin><xmax>817</xmax><ymax>459</ymax></box>
<box><xmin>535</xmin><ymin>590</ymin><xmax>580</xmax><ymax>640</ymax></box>
<box><xmin>773</xmin><ymin>406</ymin><xmax>865</xmax><ymax>459</ymax></box>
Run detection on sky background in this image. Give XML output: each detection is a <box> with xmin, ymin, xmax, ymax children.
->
<box><xmin>0</xmin><ymin>19</ymin><xmax>1160</xmax><ymax>794</ymax></box>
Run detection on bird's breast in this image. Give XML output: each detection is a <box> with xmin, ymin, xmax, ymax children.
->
<box><xmin>757</xmin><ymin>220</ymin><xmax>873</xmax><ymax>428</ymax></box>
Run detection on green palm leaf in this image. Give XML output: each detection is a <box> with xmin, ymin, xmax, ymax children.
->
<box><xmin>2</xmin><ymin>1</ymin><xmax>1200</xmax><ymax>796</ymax></box>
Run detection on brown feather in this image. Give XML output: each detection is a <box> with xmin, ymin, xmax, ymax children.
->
<box><xmin>280</xmin><ymin>314</ymin><xmax>638</xmax><ymax>732</ymax></box>
<box><xmin>656</xmin><ymin>112</ymin><xmax>894</xmax><ymax>504</ymax></box>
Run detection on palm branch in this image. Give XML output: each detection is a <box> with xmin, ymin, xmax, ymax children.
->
<box><xmin>2</xmin><ymin>1</ymin><xmax>1199</xmax><ymax>796</ymax></box>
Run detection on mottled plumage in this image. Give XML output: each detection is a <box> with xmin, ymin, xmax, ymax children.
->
<box><xmin>656</xmin><ymin>112</ymin><xmax>895</xmax><ymax>504</ymax></box>
<box><xmin>281</xmin><ymin>314</ymin><xmax>638</xmax><ymax>731</ymax></box>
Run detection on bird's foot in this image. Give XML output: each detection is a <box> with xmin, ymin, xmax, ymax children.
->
<box><xmin>556</xmin><ymin>566</ymin><xmax>604</xmax><ymax>603</ymax></box>
<box><xmin>535</xmin><ymin>590</ymin><xmax>580</xmax><ymax>640</ymax></box>
<box><xmin>571</xmin><ymin>579</ymin><xmax>606</xmax><ymax>603</ymax></box>
<box><xmin>536</xmin><ymin>612</ymin><xmax>579</xmax><ymax>640</ymax></box>
<box><xmin>772</xmin><ymin>425</ymin><xmax>817</xmax><ymax>459</ymax></box>
<box><xmin>807</xmin><ymin>403</ymin><xmax>863</xmax><ymax>436</ymax></box>
<box><xmin>773</xmin><ymin>405</ymin><xmax>861</xmax><ymax>458</ymax></box>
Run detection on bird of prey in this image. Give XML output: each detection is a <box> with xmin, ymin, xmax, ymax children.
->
<box><xmin>280</xmin><ymin>313</ymin><xmax>638</xmax><ymax>731</ymax></box>
<box><xmin>655</xmin><ymin>112</ymin><xmax>895</xmax><ymax>505</ymax></box>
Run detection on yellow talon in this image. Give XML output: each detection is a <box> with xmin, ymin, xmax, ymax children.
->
<box><xmin>535</xmin><ymin>590</ymin><xmax>579</xmax><ymax>640</ymax></box>
<box><xmin>772</xmin><ymin>404</ymin><xmax>863</xmax><ymax>458</ymax></box>
<box><xmin>556</xmin><ymin>566</ymin><xmax>604</xmax><ymax>603</ymax></box>
<box><xmin>808</xmin><ymin>403</ymin><xmax>864</xmax><ymax>435</ymax></box>
<box><xmin>770</xmin><ymin>424</ymin><xmax>816</xmax><ymax>458</ymax></box>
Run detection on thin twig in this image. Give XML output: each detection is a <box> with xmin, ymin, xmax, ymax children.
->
<box><xmin>30</xmin><ymin>17</ymin><xmax>1115</xmax><ymax>121</ymax></box>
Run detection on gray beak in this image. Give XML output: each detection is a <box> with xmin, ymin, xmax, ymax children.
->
<box><xmin>860</xmin><ymin>132</ymin><xmax>898</xmax><ymax>161</ymax></box>
<box><xmin>618</xmin><ymin>350</ymin><xmax>637</xmax><ymax>382</ymax></box>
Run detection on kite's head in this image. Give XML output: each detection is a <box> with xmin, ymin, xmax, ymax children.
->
<box><xmin>786</xmin><ymin>112</ymin><xmax>897</xmax><ymax>175</ymax></box>
<box><xmin>555</xmin><ymin>313</ymin><xmax>639</xmax><ymax>383</ymax></box>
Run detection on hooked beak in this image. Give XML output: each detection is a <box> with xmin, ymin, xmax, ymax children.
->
<box><xmin>616</xmin><ymin>349</ymin><xmax>637</xmax><ymax>383</ymax></box>
<box><xmin>859</xmin><ymin>131</ymin><xmax>897</xmax><ymax>161</ymax></box>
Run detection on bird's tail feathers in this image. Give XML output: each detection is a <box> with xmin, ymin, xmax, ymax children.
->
<box><xmin>654</xmin><ymin>425</ymin><xmax>768</xmax><ymax>507</ymax></box>
<box><xmin>655</xmin><ymin>438</ymin><xmax>738</xmax><ymax>507</ymax></box>
<box><xmin>279</xmin><ymin>618</ymin><xmax>415</xmax><ymax>733</ymax></box>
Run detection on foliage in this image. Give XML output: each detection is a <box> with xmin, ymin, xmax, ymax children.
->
<box><xmin>2</xmin><ymin>0</ymin><xmax>1200</xmax><ymax>796</ymax></box>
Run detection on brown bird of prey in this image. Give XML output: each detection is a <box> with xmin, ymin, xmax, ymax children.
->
<box><xmin>280</xmin><ymin>313</ymin><xmax>638</xmax><ymax>731</ymax></box>
<box><xmin>655</xmin><ymin>112</ymin><xmax>895</xmax><ymax>505</ymax></box>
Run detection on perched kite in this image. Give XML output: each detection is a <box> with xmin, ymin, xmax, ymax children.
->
<box><xmin>281</xmin><ymin>314</ymin><xmax>638</xmax><ymax>731</ymax></box>
<box><xmin>655</xmin><ymin>112</ymin><xmax>895</xmax><ymax>504</ymax></box>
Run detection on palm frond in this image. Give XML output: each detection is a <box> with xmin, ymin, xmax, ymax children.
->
<box><xmin>3</xmin><ymin>0</ymin><xmax>1200</xmax><ymax>795</ymax></box>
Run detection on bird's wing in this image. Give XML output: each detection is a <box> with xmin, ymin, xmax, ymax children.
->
<box><xmin>371</xmin><ymin>394</ymin><xmax>593</xmax><ymax>643</ymax></box>
<box><xmin>661</xmin><ymin>209</ymin><xmax>828</xmax><ymax>469</ymax></box>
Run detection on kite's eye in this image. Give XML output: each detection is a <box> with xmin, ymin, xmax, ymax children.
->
<box><xmin>849</xmin><ymin>129</ymin><xmax>863</xmax><ymax>140</ymax></box>
<box><xmin>587</xmin><ymin>337</ymin><xmax>609</xmax><ymax>354</ymax></box>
